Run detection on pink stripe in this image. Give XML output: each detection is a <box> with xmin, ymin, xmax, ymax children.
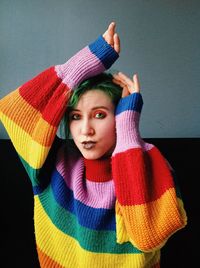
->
<box><xmin>55</xmin><ymin>46</ymin><xmax>105</xmax><ymax>89</ymax></box>
<box><xmin>113</xmin><ymin>110</ymin><xmax>154</xmax><ymax>155</ymax></box>
<box><xmin>55</xmin><ymin>146</ymin><xmax>115</xmax><ymax>209</ymax></box>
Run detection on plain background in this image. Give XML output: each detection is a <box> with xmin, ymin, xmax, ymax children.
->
<box><xmin>0</xmin><ymin>0</ymin><xmax>200</xmax><ymax>138</ymax></box>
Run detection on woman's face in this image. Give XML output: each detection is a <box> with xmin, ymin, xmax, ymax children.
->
<box><xmin>69</xmin><ymin>89</ymin><xmax>116</xmax><ymax>160</ymax></box>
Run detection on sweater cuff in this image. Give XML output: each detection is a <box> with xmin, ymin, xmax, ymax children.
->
<box><xmin>89</xmin><ymin>36</ymin><xmax>119</xmax><ymax>69</ymax></box>
<box><xmin>55</xmin><ymin>36</ymin><xmax>119</xmax><ymax>90</ymax></box>
<box><xmin>115</xmin><ymin>93</ymin><xmax>143</xmax><ymax>115</ymax></box>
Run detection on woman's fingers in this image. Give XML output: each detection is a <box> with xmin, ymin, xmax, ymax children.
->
<box><xmin>108</xmin><ymin>22</ymin><xmax>116</xmax><ymax>40</ymax></box>
<box><xmin>103</xmin><ymin>22</ymin><xmax>115</xmax><ymax>45</ymax></box>
<box><xmin>113</xmin><ymin>33</ymin><xmax>120</xmax><ymax>53</ymax></box>
<box><xmin>103</xmin><ymin>22</ymin><xmax>120</xmax><ymax>53</ymax></box>
<box><xmin>117</xmin><ymin>72</ymin><xmax>133</xmax><ymax>87</ymax></box>
<box><xmin>133</xmin><ymin>74</ymin><xmax>140</xmax><ymax>93</ymax></box>
<box><xmin>113</xmin><ymin>72</ymin><xmax>141</xmax><ymax>96</ymax></box>
<box><xmin>121</xmin><ymin>86</ymin><xmax>130</xmax><ymax>98</ymax></box>
<box><xmin>112</xmin><ymin>78</ymin><xmax>124</xmax><ymax>88</ymax></box>
<box><xmin>113</xmin><ymin>77</ymin><xmax>129</xmax><ymax>98</ymax></box>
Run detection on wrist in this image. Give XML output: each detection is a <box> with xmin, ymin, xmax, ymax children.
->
<box><xmin>89</xmin><ymin>35</ymin><xmax>119</xmax><ymax>69</ymax></box>
<box><xmin>115</xmin><ymin>93</ymin><xmax>143</xmax><ymax>116</ymax></box>
<box><xmin>113</xmin><ymin>93</ymin><xmax>144</xmax><ymax>155</ymax></box>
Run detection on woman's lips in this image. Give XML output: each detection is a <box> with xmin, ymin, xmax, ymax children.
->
<box><xmin>82</xmin><ymin>141</ymin><xmax>96</xmax><ymax>149</ymax></box>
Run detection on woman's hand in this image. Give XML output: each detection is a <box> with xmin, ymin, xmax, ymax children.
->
<box><xmin>113</xmin><ymin>72</ymin><xmax>141</xmax><ymax>97</ymax></box>
<box><xmin>102</xmin><ymin>22</ymin><xmax>120</xmax><ymax>54</ymax></box>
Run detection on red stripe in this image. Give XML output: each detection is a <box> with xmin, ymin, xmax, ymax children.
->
<box><xmin>112</xmin><ymin>146</ymin><xmax>175</xmax><ymax>205</ymax></box>
<box><xmin>19</xmin><ymin>66</ymin><xmax>71</xmax><ymax>126</ymax></box>
<box><xmin>84</xmin><ymin>158</ymin><xmax>112</xmax><ymax>182</ymax></box>
<box><xmin>42</xmin><ymin>82</ymin><xmax>71</xmax><ymax>126</ymax></box>
<box><xmin>19</xmin><ymin>67</ymin><xmax>62</xmax><ymax>112</ymax></box>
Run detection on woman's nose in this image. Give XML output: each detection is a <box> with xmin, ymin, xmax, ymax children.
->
<box><xmin>81</xmin><ymin>120</ymin><xmax>94</xmax><ymax>136</ymax></box>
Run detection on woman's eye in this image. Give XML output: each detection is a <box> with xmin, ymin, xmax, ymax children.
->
<box><xmin>94</xmin><ymin>112</ymin><xmax>106</xmax><ymax>119</ymax></box>
<box><xmin>70</xmin><ymin>114</ymin><xmax>81</xmax><ymax>120</ymax></box>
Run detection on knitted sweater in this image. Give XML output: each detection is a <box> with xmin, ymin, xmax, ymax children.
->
<box><xmin>0</xmin><ymin>36</ymin><xmax>187</xmax><ymax>268</ymax></box>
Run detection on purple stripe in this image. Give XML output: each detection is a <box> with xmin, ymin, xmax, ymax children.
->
<box><xmin>55</xmin><ymin>149</ymin><xmax>115</xmax><ymax>209</ymax></box>
<box><xmin>55</xmin><ymin>46</ymin><xmax>105</xmax><ymax>89</ymax></box>
<box><xmin>112</xmin><ymin>110</ymin><xmax>154</xmax><ymax>155</ymax></box>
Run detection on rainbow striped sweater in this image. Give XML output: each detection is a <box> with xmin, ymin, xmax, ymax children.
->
<box><xmin>0</xmin><ymin>36</ymin><xmax>187</xmax><ymax>268</ymax></box>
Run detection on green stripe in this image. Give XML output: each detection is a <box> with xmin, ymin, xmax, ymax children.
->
<box><xmin>38</xmin><ymin>186</ymin><xmax>141</xmax><ymax>254</ymax></box>
<box><xmin>18</xmin><ymin>137</ymin><xmax>61</xmax><ymax>189</ymax></box>
<box><xmin>19</xmin><ymin>154</ymin><xmax>39</xmax><ymax>186</ymax></box>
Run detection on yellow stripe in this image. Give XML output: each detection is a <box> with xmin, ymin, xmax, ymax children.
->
<box><xmin>116</xmin><ymin>189</ymin><xmax>187</xmax><ymax>252</ymax></box>
<box><xmin>34</xmin><ymin>196</ymin><xmax>160</xmax><ymax>268</ymax></box>
<box><xmin>115</xmin><ymin>203</ymin><xmax>130</xmax><ymax>244</ymax></box>
<box><xmin>0</xmin><ymin>111</ymin><xmax>54</xmax><ymax>169</ymax></box>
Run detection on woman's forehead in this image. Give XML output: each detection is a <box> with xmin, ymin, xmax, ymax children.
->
<box><xmin>75</xmin><ymin>89</ymin><xmax>114</xmax><ymax>110</ymax></box>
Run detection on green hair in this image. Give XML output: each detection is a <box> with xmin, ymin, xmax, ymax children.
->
<box><xmin>60</xmin><ymin>72</ymin><xmax>122</xmax><ymax>139</ymax></box>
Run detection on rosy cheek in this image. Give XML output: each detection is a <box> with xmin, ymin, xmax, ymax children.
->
<box><xmin>69</xmin><ymin>123</ymin><xmax>77</xmax><ymax>137</ymax></box>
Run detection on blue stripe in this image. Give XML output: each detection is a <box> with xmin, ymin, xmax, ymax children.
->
<box><xmin>50</xmin><ymin>169</ymin><xmax>116</xmax><ymax>231</ymax></box>
<box><xmin>115</xmin><ymin>93</ymin><xmax>143</xmax><ymax>115</ymax></box>
<box><xmin>89</xmin><ymin>35</ymin><xmax>119</xmax><ymax>69</ymax></box>
<box><xmin>33</xmin><ymin>185</ymin><xmax>44</xmax><ymax>195</ymax></box>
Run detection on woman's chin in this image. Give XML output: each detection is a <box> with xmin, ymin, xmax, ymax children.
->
<box><xmin>81</xmin><ymin>150</ymin><xmax>104</xmax><ymax>160</ymax></box>
<box><xmin>82</xmin><ymin>153</ymin><xmax>101</xmax><ymax>160</ymax></box>
<box><xmin>81</xmin><ymin>150</ymin><xmax>113</xmax><ymax>160</ymax></box>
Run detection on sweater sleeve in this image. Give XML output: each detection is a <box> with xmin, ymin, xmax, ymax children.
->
<box><xmin>0</xmin><ymin>36</ymin><xmax>119</xmax><ymax>187</ymax></box>
<box><xmin>111</xmin><ymin>93</ymin><xmax>187</xmax><ymax>252</ymax></box>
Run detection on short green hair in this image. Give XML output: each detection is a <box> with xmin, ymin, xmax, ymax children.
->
<box><xmin>60</xmin><ymin>72</ymin><xmax>122</xmax><ymax>138</ymax></box>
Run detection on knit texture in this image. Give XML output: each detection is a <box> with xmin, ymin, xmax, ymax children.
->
<box><xmin>0</xmin><ymin>36</ymin><xmax>187</xmax><ymax>268</ymax></box>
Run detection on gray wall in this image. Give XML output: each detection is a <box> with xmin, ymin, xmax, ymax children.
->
<box><xmin>1</xmin><ymin>0</ymin><xmax>199</xmax><ymax>138</ymax></box>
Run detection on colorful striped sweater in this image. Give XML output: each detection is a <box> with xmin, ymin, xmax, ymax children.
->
<box><xmin>0</xmin><ymin>35</ymin><xmax>187</xmax><ymax>268</ymax></box>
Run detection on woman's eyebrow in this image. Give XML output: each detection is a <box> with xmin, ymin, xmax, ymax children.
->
<box><xmin>70</xmin><ymin>106</ymin><xmax>110</xmax><ymax>112</ymax></box>
<box><xmin>92</xmin><ymin>106</ymin><xmax>110</xmax><ymax>111</ymax></box>
<box><xmin>70</xmin><ymin>109</ymin><xmax>80</xmax><ymax>112</ymax></box>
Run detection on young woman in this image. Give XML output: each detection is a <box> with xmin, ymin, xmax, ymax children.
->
<box><xmin>0</xmin><ymin>22</ymin><xmax>187</xmax><ymax>267</ymax></box>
